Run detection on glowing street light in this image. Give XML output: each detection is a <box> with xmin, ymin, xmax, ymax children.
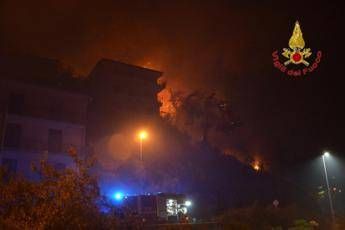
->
<box><xmin>323</xmin><ymin>151</ymin><xmax>330</xmax><ymax>158</ymax></box>
<box><xmin>137</xmin><ymin>130</ymin><xmax>149</xmax><ymax>194</ymax></box>
<box><xmin>139</xmin><ymin>130</ymin><xmax>148</xmax><ymax>141</ymax></box>
<box><xmin>138</xmin><ymin>130</ymin><xmax>148</xmax><ymax>161</ymax></box>
<box><xmin>321</xmin><ymin>151</ymin><xmax>335</xmax><ymax>223</ymax></box>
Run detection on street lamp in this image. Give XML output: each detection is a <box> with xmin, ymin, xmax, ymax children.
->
<box><xmin>324</xmin><ymin>151</ymin><xmax>330</xmax><ymax>158</ymax></box>
<box><xmin>138</xmin><ymin>130</ymin><xmax>148</xmax><ymax>161</ymax></box>
<box><xmin>137</xmin><ymin>130</ymin><xmax>148</xmax><ymax>195</ymax></box>
<box><xmin>322</xmin><ymin>151</ymin><xmax>335</xmax><ymax>222</ymax></box>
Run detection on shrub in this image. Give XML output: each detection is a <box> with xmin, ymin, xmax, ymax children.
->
<box><xmin>0</xmin><ymin>149</ymin><xmax>117</xmax><ymax>229</ymax></box>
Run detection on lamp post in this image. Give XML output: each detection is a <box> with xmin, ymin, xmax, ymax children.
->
<box><xmin>138</xmin><ymin>130</ymin><xmax>148</xmax><ymax>195</ymax></box>
<box><xmin>322</xmin><ymin>151</ymin><xmax>335</xmax><ymax>223</ymax></box>
<box><xmin>138</xmin><ymin>130</ymin><xmax>148</xmax><ymax>161</ymax></box>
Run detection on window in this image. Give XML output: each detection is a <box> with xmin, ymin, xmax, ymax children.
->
<box><xmin>4</xmin><ymin>123</ymin><xmax>22</xmax><ymax>148</ymax></box>
<box><xmin>8</xmin><ymin>93</ymin><xmax>24</xmax><ymax>114</ymax></box>
<box><xmin>2</xmin><ymin>158</ymin><xmax>18</xmax><ymax>174</ymax></box>
<box><xmin>48</xmin><ymin>129</ymin><xmax>62</xmax><ymax>153</ymax></box>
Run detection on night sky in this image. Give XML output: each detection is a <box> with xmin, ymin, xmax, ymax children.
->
<box><xmin>1</xmin><ymin>0</ymin><xmax>344</xmax><ymax>168</ymax></box>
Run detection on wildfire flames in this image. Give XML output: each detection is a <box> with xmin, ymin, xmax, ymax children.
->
<box><xmin>157</xmin><ymin>79</ymin><xmax>241</xmax><ymax>148</ymax></box>
<box><xmin>157</xmin><ymin>80</ymin><xmax>267</xmax><ymax>170</ymax></box>
<box><xmin>157</xmin><ymin>88</ymin><xmax>179</xmax><ymax>121</ymax></box>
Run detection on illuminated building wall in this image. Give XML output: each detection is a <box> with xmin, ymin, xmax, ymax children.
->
<box><xmin>0</xmin><ymin>76</ymin><xmax>89</xmax><ymax>180</ymax></box>
<box><xmin>0</xmin><ymin>56</ymin><xmax>162</xmax><ymax>194</ymax></box>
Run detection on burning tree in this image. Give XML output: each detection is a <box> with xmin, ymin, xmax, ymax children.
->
<box><xmin>158</xmin><ymin>88</ymin><xmax>241</xmax><ymax>143</ymax></box>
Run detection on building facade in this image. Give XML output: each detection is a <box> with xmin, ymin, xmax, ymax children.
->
<box><xmin>0</xmin><ymin>78</ymin><xmax>89</xmax><ymax>180</ymax></box>
<box><xmin>87</xmin><ymin>59</ymin><xmax>162</xmax><ymax>144</ymax></box>
<box><xmin>0</xmin><ymin>56</ymin><xmax>162</xmax><ymax>197</ymax></box>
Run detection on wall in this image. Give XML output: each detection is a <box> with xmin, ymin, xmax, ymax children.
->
<box><xmin>0</xmin><ymin>78</ymin><xmax>89</xmax><ymax>179</ymax></box>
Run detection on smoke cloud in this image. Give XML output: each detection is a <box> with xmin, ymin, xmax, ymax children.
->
<box><xmin>2</xmin><ymin>0</ymin><xmax>344</xmax><ymax>168</ymax></box>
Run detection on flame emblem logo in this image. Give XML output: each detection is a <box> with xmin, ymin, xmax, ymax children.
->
<box><xmin>272</xmin><ymin>20</ymin><xmax>322</xmax><ymax>77</ymax></box>
<box><xmin>282</xmin><ymin>21</ymin><xmax>312</xmax><ymax>66</ymax></box>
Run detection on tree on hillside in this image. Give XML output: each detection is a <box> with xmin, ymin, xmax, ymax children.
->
<box><xmin>159</xmin><ymin>89</ymin><xmax>241</xmax><ymax>143</ymax></box>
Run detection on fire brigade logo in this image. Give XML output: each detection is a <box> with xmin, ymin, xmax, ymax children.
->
<box><xmin>272</xmin><ymin>21</ymin><xmax>322</xmax><ymax>76</ymax></box>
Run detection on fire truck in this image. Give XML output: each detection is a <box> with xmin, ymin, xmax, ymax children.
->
<box><xmin>122</xmin><ymin>193</ymin><xmax>192</xmax><ymax>223</ymax></box>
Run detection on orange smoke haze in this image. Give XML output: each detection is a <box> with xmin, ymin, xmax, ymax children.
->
<box><xmin>3</xmin><ymin>1</ymin><xmax>337</xmax><ymax>168</ymax></box>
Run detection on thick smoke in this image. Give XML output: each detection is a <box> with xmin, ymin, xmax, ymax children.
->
<box><xmin>1</xmin><ymin>0</ymin><xmax>281</xmax><ymax>169</ymax></box>
<box><xmin>2</xmin><ymin>0</ymin><xmax>341</xmax><ymax>170</ymax></box>
<box><xmin>157</xmin><ymin>83</ymin><xmax>263</xmax><ymax>166</ymax></box>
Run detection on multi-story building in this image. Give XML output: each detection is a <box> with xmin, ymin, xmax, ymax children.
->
<box><xmin>0</xmin><ymin>56</ymin><xmax>162</xmax><ymax>195</ymax></box>
<box><xmin>87</xmin><ymin>58</ymin><xmax>162</xmax><ymax>144</ymax></box>
<box><xmin>86</xmin><ymin>58</ymin><xmax>162</xmax><ymax>196</ymax></box>
<box><xmin>0</xmin><ymin>56</ymin><xmax>90</xmax><ymax>180</ymax></box>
